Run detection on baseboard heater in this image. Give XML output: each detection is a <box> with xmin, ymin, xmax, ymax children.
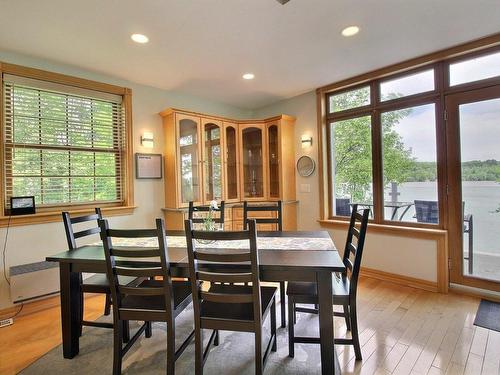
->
<box><xmin>10</xmin><ymin>261</ymin><xmax>60</xmax><ymax>304</ymax></box>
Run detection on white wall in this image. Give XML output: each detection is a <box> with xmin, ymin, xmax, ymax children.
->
<box><xmin>0</xmin><ymin>50</ymin><xmax>252</xmax><ymax>309</ymax></box>
<box><xmin>252</xmin><ymin>92</ymin><xmax>440</xmax><ymax>284</ymax></box>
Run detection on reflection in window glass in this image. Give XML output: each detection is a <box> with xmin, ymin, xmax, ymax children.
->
<box><xmin>380</xmin><ymin>69</ymin><xmax>435</xmax><ymax>101</ymax></box>
<box><xmin>329</xmin><ymin>86</ymin><xmax>370</xmax><ymax>113</ymax></box>
<box><xmin>450</xmin><ymin>51</ymin><xmax>500</xmax><ymax>86</ymax></box>
<box><xmin>330</xmin><ymin>115</ymin><xmax>372</xmax><ymax>217</ymax></box>
<box><xmin>382</xmin><ymin>103</ymin><xmax>438</xmax><ymax>223</ymax></box>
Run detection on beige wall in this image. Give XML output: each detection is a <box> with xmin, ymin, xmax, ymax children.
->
<box><xmin>252</xmin><ymin>92</ymin><xmax>440</xmax><ymax>285</ymax></box>
<box><xmin>0</xmin><ymin>50</ymin><xmax>251</xmax><ymax>309</ymax></box>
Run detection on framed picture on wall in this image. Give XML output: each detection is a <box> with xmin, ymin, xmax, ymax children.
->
<box><xmin>135</xmin><ymin>153</ymin><xmax>163</xmax><ymax>179</ymax></box>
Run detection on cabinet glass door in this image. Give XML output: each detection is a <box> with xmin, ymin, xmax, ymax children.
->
<box><xmin>203</xmin><ymin>121</ymin><xmax>222</xmax><ymax>202</ymax></box>
<box><xmin>241</xmin><ymin>126</ymin><xmax>264</xmax><ymax>198</ymax></box>
<box><xmin>225</xmin><ymin>125</ymin><xmax>239</xmax><ymax>200</ymax></box>
<box><xmin>268</xmin><ymin>124</ymin><xmax>279</xmax><ymax>198</ymax></box>
<box><xmin>179</xmin><ymin>118</ymin><xmax>200</xmax><ymax>203</ymax></box>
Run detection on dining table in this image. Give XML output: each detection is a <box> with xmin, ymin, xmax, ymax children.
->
<box><xmin>46</xmin><ymin>230</ymin><xmax>345</xmax><ymax>374</ymax></box>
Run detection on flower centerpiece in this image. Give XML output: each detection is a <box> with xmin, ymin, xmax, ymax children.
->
<box><xmin>196</xmin><ymin>200</ymin><xmax>219</xmax><ymax>244</ymax></box>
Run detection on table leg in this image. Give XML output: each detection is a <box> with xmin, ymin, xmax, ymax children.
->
<box><xmin>59</xmin><ymin>263</ymin><xmax>81</xmax><ymax>358</ymax></box>
<box><xmin>317</xmin><ymin>270</ymin><xmax>340</xmax><ymax>374</ymax></box>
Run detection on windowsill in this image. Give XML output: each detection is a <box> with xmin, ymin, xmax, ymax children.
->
<box><xmin>0</xmin><ymin>205</ymin><xmax>137</xmax><ymax>228</ymax></box>
<box><xmin>318</xmin><ymin>219</ymin><xmax>447</xmax><ymax>239</ymax></box>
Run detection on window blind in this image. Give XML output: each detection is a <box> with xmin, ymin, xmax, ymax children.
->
<box><xmin>2</xmin><ymin>74</ymin><xmax>126</xmax><ymax>210</ymax></box>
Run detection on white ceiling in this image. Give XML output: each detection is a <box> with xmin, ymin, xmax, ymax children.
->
<box><xmin>0</xmin><ymin>0</ymin><xmax>499</xmax><ymax>109</ymax></box>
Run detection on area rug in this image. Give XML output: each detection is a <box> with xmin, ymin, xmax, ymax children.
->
<box><xmin>474</xmin><ymin>299</ymin><xmax>500</xmax><ymax>333</ymax></box>
<box><xmin>21</xmin><ymin>303</ymin><xmax>330</xmax><ymax>374</ymax></box>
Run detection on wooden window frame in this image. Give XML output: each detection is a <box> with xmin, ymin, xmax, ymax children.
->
<box><xmin>317</xmin><ymin>33</ymin><xmax>500</xmax><ymax>229</ymax></box>
<box><xmin>0</xmin><ymin>62</ymin><xmax>135</xmax><ymax>227</ymax></box>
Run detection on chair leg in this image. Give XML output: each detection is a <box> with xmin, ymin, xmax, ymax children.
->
<box><xmin>112</xmin><ymin>320</ymin><xmax>123</xmax><ymax>375</ymax></box>
<box><xmin>214</xmin><ymin>330</ymin><xmax>219</xmax><ymax>346</ymax></box>
<box><xmin>166</xmin><ymin>317</ymin><xmax>175</xmax><ymax>375</ymax></box>
<box><xmin>288</xmin><ymin>297</ymin><xmax>295</xmax><ymax>358</ymax></box>
<box><xmin>194</xmin><ymin>327</ymin><xmax>203</xmax><ymax>375</ymax></box>
<box><xmin>104</xmin><ymin>293</ymin><xmax>111</xmax><ymax>316</ymax></box>
<box><xmin>255</xmin><ymin>328</ymin><xmax>263</xmax><ymax>375</ymax></box>
<box><xmin>293</xmin><ymin>303</ymin><xmax>297</xmax><ymax>325</ymax></box>
<box><xmin>279</xmin><ymin>281</ymin><xmax>286</xmax><ymax>328</ymax></box>
<box><xmin>271</xmin><ymin>299</ymin><xmax>277</xmax><ymax>352</ymax></box>
<box><xmin>350</xmin><ymin>302</ymin><xmax>362</xmax><ymax>360</ymax></box>
<box><xmin>343</xmin><ymin>303</ymin><xmax>351</xmax><ymax>331</ymax></box>
<box><xmin>145</xmin><ymin>321</ymin><xmax>152</xmax><ymax>338</ymax></box>
<box><xmin>122</xmin><ymin>320</ymin><xmax>130</xmax><ymax>343</ymax></box>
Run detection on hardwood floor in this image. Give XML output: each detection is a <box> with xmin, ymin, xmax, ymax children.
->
<box><xmin>1</xmin><ymin>278</ymin><xmax>499</xmax><ymax>375</ymax></box>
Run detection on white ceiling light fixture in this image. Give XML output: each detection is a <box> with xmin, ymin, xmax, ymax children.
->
<box><xmin>341</xmin><ymin>26</ymin><xmax>360</xmax><ymax>37</ymax></box>
<box><xmin>242</xmin><ymin>73</ymin><xmax>255</xmax><ymax>80</ymax></box>
<box><xmin>131</xmin><ymin>33</ymin><xmax>149</xmax><ymax>44</ymax></box>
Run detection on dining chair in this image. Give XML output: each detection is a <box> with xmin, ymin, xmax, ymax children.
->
<box><xmin>62</xmin><ymin>208</ymin><xmax>136</xmax><ymax>338</ymax></box>
<box><xmin>99</xmin><ymin>218</ymin><xmax>194</xmax><ymax>375</ymax></box>
<box><xmin>286</xmin><ymin>204</ymin><xmax>370</xmax><ymax>360</ymax></box>
<box><xmin>188</xmin><ymin>200</ymin><xmax>225</xmax><ymax>229</ymax></box>
<box><xmin>185</xmin><ymin>219</ymin><xmax>277</xmax><ymax>375</ymax></box>
<box><xmin>243</xmin><ymin>200</ymin><xmax>286</xmax><ymax>328</ymax></box>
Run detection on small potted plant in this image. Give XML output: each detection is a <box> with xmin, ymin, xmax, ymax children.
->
<box><xmin>197</xmin><ymin>200</ymin><xmax>219</xmax><ymax>244</ymax></box>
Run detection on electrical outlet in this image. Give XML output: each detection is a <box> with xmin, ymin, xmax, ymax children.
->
<box><xmin>0</xmin><ymin>318</ymin><xmax>14</xmax><ymax>328</ymax></box>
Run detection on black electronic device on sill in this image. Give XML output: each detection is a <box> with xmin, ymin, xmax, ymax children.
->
<box><xmin>10</xmin><ymin>196</ymin><xmax>36</xmax><ymax>216</ymax></box>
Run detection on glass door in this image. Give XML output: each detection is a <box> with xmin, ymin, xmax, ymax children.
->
<box><xmin>178</xmin><ymin>115</ymin><xmax>201</xmax><ymax>205</ymax></box>
<box><xmin>223</xmin><ymin>122</ymin><xmax>239</xmax><ymax>202</ymax></box>
<box><xmin>267</xmin><ymin>124</ymin><xmax>280</xmax><ymax>199</ymax></box>
<box><xmin>446</xmin><ymin>85</ymin><xmax>500</xmax><ymax>291</ymax></box>
<box><xmin>240</xmin><ymin>125</ymin><xmax>265</xmax><ymax>199</ymax></box>
<box><xmin>201</xmin><ymin>119</ymin><xmax>223</xmax><ymax>203</ymax></box>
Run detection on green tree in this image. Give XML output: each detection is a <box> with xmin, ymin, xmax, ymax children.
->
<box><xmin>331</xmin><ymin>88</ymin><xmax>415</xmax><ymax>202</ymax></box>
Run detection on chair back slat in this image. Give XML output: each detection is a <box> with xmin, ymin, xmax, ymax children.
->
<box><xmin>185</xmin><ymin>219</ymin><xmax>262</xmax><ymax>327</ymax></box>
<box><xmin>110</xmin><ymin>247</ymin><xmax>160</xmax><ymax>258</ymax></box>
<box><xmin>62</xmin><ymin>208</ymin><xmax>102</xmax><ymax>250</ymax></box>
<box><xmin>200</xmin><ymin>291</ymin><xmax>253</xmax><ymax>304</ymax></box>
<box><xmin>195</xmin><ymin>251</ymin><xmax>251</xmax><ymax>263</ymax></box>
<box><xmin>243</xmin><ymin>200</ymin><xmax>282</xmax><ymax>231</ymax></box>
<box><xmin>343</xmin><ymin>204</ymin><xmax>370</xmax><ymax>297</ymax></box>
<box><xmin>350</xmin><ymin>226</ymin><xmax>360</xmax><ymax>239</ymax></box>
<box><xmin>188</xmin><ymin>201</ymin><xmax>225</xmax><ymax>225</ymax></box>
<box><xmin>196</xmin><ymin>271</ymin><xmax>253</xmax><ymax>284</ymax></box>
<box><xmin>73</xmin><ymin>227</ymin><xmax>101</xmax><ymax>239</ymax></box>
<box><xmin>100</xmin><ymin>218</ymin><xmax>175</xmax><ymax>321</ymax></box>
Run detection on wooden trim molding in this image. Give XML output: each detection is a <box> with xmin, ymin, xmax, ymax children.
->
<box><xmin>320</xmin><ymin>219</ymin><xmax>449</xmax><ymax>293</ymax></box>
<box><xmin>361</xmin><ymin>267</ymin><xmax>439</xmax><ymax>293</ymax></box>
<box><xmin>0</xmin><ymin>61</ymin><xmax>135</xmax><ymax>227</ymax></box>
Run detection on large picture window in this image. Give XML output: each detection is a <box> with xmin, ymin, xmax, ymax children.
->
<box><xmin>2</xmin><ymin>74</ymin><xmax>128</xmax><ymax>214</ymax></box>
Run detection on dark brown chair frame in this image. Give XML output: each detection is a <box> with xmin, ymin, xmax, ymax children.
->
<box><xmin>185</xmin><ymin>219</ymin><xmax>277</xmax><ymax>375</ymax></box>
<box><xmin>243</xmin><ymin>200</ymin><xmax>287</xmax><ymax>328</ymax></box>
<box><xmin>62</xmin><ymin>208</ymin><xmax>114</xmax><ymax>334</ymax></box>
<box><xmin>286</xmin><ymin>205</ymin><xmax>370</xmax><ymax>360</ymax></box>
<box><xmin>188</xmin><ymin>200</ymin><xmax>226</xmax><ymax>228</ymax></box>
<box><xmin>100</xmin><ymin>218</ymin><xmax>194</xmax><ymax>375</ymax></box>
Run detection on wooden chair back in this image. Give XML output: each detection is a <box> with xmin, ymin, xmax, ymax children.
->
<box><xmin>243</xmin><ymin>201</ymin><xmax>282</xmax><ymax>231</ymax></box>
<box><xmin>188</xmin><ymin>201</ymin><xmax>225</xmax><ymax>227</ymax></box>
<box><xmin>62</xmin><ymin>208</ymin><xmax>102</xmax><ymax>250</ymax></box>
<box><xmin>185</xmin><ymin>219</ymin><xmax>262</xmax><ymax>325</ymax></box>
<box><xmin>99</xmin><ymin>218</ymin><xmax>173</xmax><ymax>321</ymax></box>
<box><xmin>343</xmin><ymin>204</ymin><xmax>370</xmax><ymax>298</ymax></box>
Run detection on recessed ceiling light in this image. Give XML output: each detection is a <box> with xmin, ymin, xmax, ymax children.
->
<box><xmin>131</xmin><ymin>33</ymin><xmax>149</xmax><ymax>44</ymax></box>
<box><xmin>341</xmin><ymin>26</ymin><xmax>360</xmax><ymax>37</ymax></box>
<box><xmin>242</xmin><ymin>73</ymin><xmax>255</xmax><ymax>80</ymax></box>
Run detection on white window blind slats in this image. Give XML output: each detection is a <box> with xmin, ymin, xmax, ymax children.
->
<box><xmin>3</xmin><ymin>77</ymin><xmax>126</xmax><ymax>209</ymax></box>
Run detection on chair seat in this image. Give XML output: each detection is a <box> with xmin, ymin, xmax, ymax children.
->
<box><xmin>287</xmin><ymin>276</ymin><xmax>350</xmax><ymax>303</ymax></box>
<box><xmin>81</xmin><ymin>273</ymin><xmax>137</xmax><ymax>293</ymax></box>
<box><xmin>121</xmin><ymin>280</ymin><xmax>192</xmax><ymax>312</ymax></box>
<box><xmin>201</xmin><ymin>284</ymin><xmax>277</xmax><ymax>321</ymax></box>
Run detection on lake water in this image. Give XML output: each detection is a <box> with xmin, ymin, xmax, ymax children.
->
<box><xmin>392</xmin><ymin>181</ymin><xmax>500</xmax><ymax>256</ymax></box>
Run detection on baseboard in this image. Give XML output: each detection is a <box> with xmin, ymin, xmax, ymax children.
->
<box><xmin>361</xmin><ymin>267</ymin><xmax>439</xmax><ymax>293</ymax></box>
<box><xmin>449</xmin><ymin>283</ymin><xmax>500</xmax><ymax>303</ymax></box>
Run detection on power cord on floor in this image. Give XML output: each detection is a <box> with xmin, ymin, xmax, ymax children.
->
<box><xmin>2</xmin><ymin>215</ymin><xmax>12</xmax><ymax>286</ymax></box>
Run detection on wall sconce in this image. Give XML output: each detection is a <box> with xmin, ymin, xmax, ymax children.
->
<box><xmin>141</xmin><ymin>131</ymin><xmax>154</xmax><ymax>148</ymax></box>
<box><xmin>301</xmin><ymin>134</ymin><xmax>313</xmax><ymax>148</ymax></box>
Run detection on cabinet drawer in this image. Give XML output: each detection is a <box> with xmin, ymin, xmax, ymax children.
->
<box><xmin>233</xmin><ymin>207</ymin><xmax>276</xmax><ymax>219</ymax></box>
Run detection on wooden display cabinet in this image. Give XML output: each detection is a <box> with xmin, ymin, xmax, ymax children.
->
<box><xmin>160</xmin><ymin>108</ymin><xmax>297</xmax><ymax>230</ymax></box>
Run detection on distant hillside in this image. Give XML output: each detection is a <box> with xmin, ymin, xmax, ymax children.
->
<box><xmin>405</xmin><ymin>160</ymin><xmax>500</xmax><ymax>182</ymax></box>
